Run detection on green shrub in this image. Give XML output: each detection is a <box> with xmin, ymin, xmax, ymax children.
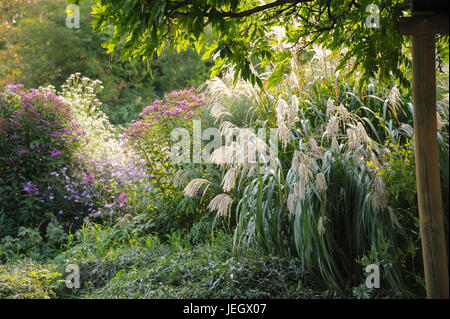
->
<box><xmin>0</xmin><ymin>259</ymin><xmax>63</xmax><ymax>299</ymax></box>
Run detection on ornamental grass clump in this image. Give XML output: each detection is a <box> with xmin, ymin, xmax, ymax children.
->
<box><xmin>187</xmin><ymin>45</ymin><xmax>447</xmax><ymax>297</ymax></box>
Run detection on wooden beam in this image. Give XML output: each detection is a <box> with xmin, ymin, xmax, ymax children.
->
<box><xmin>398</xmin><ymin>14</ymin><xmax>449</xmax><ymax>35</ymax></box>
<box><xmin>411</xmin><ymin>33</ymin><xmax>449</xmax><ymax>299</ymax></box>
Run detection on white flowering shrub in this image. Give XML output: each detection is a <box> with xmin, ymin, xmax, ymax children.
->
<box><xmin>59</xmin><ymin>73</ymin><xmax>125</xmax><ymax>160</ymax></box>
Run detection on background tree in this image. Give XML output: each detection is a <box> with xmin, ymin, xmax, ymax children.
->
<box><xmin>79</xmin><ymin>0</ymin><xmax>447</xmax><ymax>88</ymax></box>
<box><xmin>1</xmin><ymin>0</ymin><xmax>213</xmax><ymax>124</ymax></box>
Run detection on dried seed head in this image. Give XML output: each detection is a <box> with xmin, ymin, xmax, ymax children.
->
<box><xmin>278</xmin><ymin>120</ymin><xmax>292</xmax><ymax>149</ymax></box>
<box><xmin>183</xmin><ymin>179</ymin><xmax>211</xmax><ymax>197</ymax></box>
<box><xmin>327</xmin><ymin>98</ymin><xmax>337</xmax><ymax>114</ymax></box>
<box><xmin>309</xmin><ymin>137</ymin><xmax>321</xmax><ymax>155</ymax></box>
<box><xmin>210</xmin><ymin>103</ymin><xmax>232</xmax><ymax>122</ymax></box>
<box><xmin>210</xmin><ymin>144</ymin><xmax>238</xmax><ymax>166</ymax></box>
<box><xmin>222</xmin><ymin>167</ymin><xmax>238</xmax><ymax>192</ymax></box>
<box><xmin>293</xmin><ymin>181</ymin><xmax>306</xmax><ymax>200</ymax></box>
<box><xmin>325</xmin><ymin>116</ymin><xmax>339</xmax><ymax>137</ymax></box>
<box><xmin>388</xmin><ymin>86</ymin><xmax>401</xmax><ymax>110</ymax></box>
<box><xmin>356</xmin><ymin>122</ymin><xmax>371</xmax><ymax>144</ymax></box>
<box><xmin>372</xmin><ymin>175</ymin><xmax>388</xmax><ymax>210</ymax></box>
<box><xmin>346</xmin><ymin>128</ymin><xmax>359</xmax><ymax>150</ymax></box>
<box><xmin>287</xmin><ymin>193</ymin><xmax>297</xmax><ymax>216</ymax></box>
<box><xmin>331</xmin><ymin>136</ymin><xmax>339</xmax><ymax>151</ymax></box>
<box><xmin>317</xmin><ymin>216</ymin><xmax>329</xmax><ymax>236</ymax></box>
<box><xmin>315</xmin><ymin>172</ymin><xmax>327</xmax><ymax>194</ymax></box>
<box><xmin>338</xmin><ymin>104</ymin><xmax>349</xmax><ymax>121</ymax></box>
<box><xmin>289</xmin><ymin>95</ymin><xmax>300</xmax><ymax>124</ymax></box>
<box><xmin>208</xmin><ymin>194</ymin><xmax>233</xmax><ymax>217</ymax></box>
<box><xmin>173</xmin><ymin>169</ymin><xmax>187</xmax><ymax>187</ymax></box>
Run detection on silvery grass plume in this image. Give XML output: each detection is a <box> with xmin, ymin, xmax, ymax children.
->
<box><xmin>222</xmin><ymin>166</ymin><xmax>238</xmax><ymax>192</ymax></box>
<box><xmin>290</xmin><ymin>150</ymin><xmax>312</xmax><ymax>200</ymax></box>
<box><xmin>331</xmin><ymin>136</ymin><xmax>339</xmax><ymax>151</ymax></box>
<box><xmin>173</xmin><ymin>169</ymin><xmax>190</xmax><ymax>188</ymax></box>
<box><xmin>287</xmin><ymin>193</ymin><xmax>297</xmax><ymax>216</ymax></box>
<box><xmin>388</xmin><ymin>86</ymin><xmax>402</xmax><ymax>114</ymax></box>
<box><xmin>315</xmin><ymin>172</ymin><xmax>328</xmax><ymax>195</ymax></box>
<box><xmin>308</xmin><ymin>137</ymin><xmax>322</xmax><ymax>156</ymax></box>
<box><xmin>325</xmin><ymin>115</ymin><xmax>339</xmax><ymax>137</ymax></box>
<box><xmin>208</xmin><ymin>194</ymin><xmax>233</xmax><ymax>217</ymax></box>
<box><xmin>276</xmin><ymin>96</ymin><xmax>299</xmax><ymax>148</ymax></box>
<box><xmin>183</xmin><ymin>179</ymin><xmax>211</xmax><ymax>197</ymax></box>
<box><xmin>219</xmin><ymin>121</ymin><xmax>238</xmax><ymax>141</ymax></box>
<box><xmin>317</xmin><ymin>216</ymin><xmax>330</xmax><ymax>236</ymax></box>
<box><xmin>371</xmin><ymin>175</ymin><xmax>389</xmax><ymax>211</ymax></box>
<box><xmin>210</xmin><ymin>143</ymin><xmax>240</xmax><ymax>166</ymax></box>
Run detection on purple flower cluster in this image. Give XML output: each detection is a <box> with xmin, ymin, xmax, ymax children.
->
<box><xmin>23</xmin><ymin>181</ymin><xmax>39</xmax><ymax>195</ymax></box>
<box><xmin>3</xmin><ymin>83</ymin><xmax>24</xmax><ymax>93</ymax></box>
<box><xmin>125</xmin><ymin>87</ymin><xmax>204</xmax><ymax>139</ymax></box>
<box><xmin>48</xmin><ymin>152</ymin><xmax>151</xmax><ymax>225</ymax></box>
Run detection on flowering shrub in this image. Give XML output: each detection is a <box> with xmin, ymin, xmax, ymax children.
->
<box><xmin>124</xmin><ymin>88</ymin><xmax>203</xmax><ymax>191</ymax></box>
<box><xmin>0</xmin><ymin>78</ymin><xmax>153</xmax><ymax>258</ymax></box>
<box><xmin>0</xmin><ymin>84</ymin><xmax>84</xmax><ymax>239</ymax></box>
<box><xmin>122</xmin><ymin>88</ymin><xmax>210</xmax><ymax>235</ymax></box>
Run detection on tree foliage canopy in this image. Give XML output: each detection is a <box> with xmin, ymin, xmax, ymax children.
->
<box><xmin>71</xmin><ymin>0</ymin><xmax>444</xmax><ymax>87</ymax></box>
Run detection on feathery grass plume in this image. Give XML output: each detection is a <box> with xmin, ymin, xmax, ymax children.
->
<box><xmin>388</xmin><ymin>86</ymin><xmax>402</xmax><ymax>111</ymax></box>
<box><xmin>352</xmin><ymin>150</ymin><xmax>364</xmax><ymax>166</ymax></box>
<box><xmin>371</xmin><ymin>175</ymin><xmax>389</xmax><ymax>210</ymax></box>
<box><xmin>173</xmin><ymin>169</ymin><xmax>188</xmax><ymax>188</ymax></box>
<box><xmin>287</xmin><ymin>193</ymin><xmax>297</xmax><ymax>216</ymax></box>
<box><xmin>294</xmin><ymin>182</ymin><xmax>306</xmax><ymax>201</ymax></box>
<box><xmin>308</xmin><ymin>137</ymin><xmax>321</xmax><ymax>156</ymax></box>
<box><xmin>337</xmin><ymin>103</ymin><xmax>355</xmax><ymax>124</ymax></box>
<box><xmin>346</xmin><ymin>128</ymin><xmax>359</xmax><ymax>151</ymax></box>
<box><xmin>356</xmin><ymin>122</ymin><xmax>371</xmax><ymax>145</ymax></box>
<box><xmin>276</xmin><ymin>96</ymin><xmax>298</xmax><ymax>148</ymax></box>
<box><xmin>220</xmin><ymin>121</ymin><xmax>238</xmax><ymax>141</ymax></box>
<box><xmin>183</xmin><ymin>179</ymin><xmax>211</xmax><ymax>197</ymax></box>
<box><xmin>326</xmin><ymin>98</ymin><xmax>337</xmax><ymax>115</ymax></box>
<box><xmin>315</xmin><ymin>172</ymin><xmax>327</xmax><ymax>194</ymax></box>
<box><xmin>289</xmin><ymin>71</ymin><xmax>299</xmax><ymax>88</ymax></box>
<box><xmin>291</xmin><ymin>151</ymin><xmax>311</xmax><ymax>200</ymax></box>
<box><xmin>331</xmin><ymin>136</ymin><xmax>339</xmax><ymax>151</ymax></box>
<box><xmin>210</xmin><ymin>143</ymin><xmax>239</xmax><ymax>166</ymax></box>
<box><xmin>289</xmin><ymin>95</ymin><xmax>300</xmax><ymax>124</ymax></box>
<box><xmin>208</xmin><ymin>194</ymin><xmax>233</xmax><ymax>217</ymax></box>
<box><xmin>310</xmin><ymin>44</ymin><xmax>332</xmax><ymax>70</ymax></box>
<box><xmin>210</xmin><ymin>102</ymin><xmax>232</xmax><ymax>122</ymax></box>
<box><xmin>203</xmin><ymin>77</ymin><xmax>234</xmax><ymax>102</ymax></box>
<box><xmin>325</xmin><ymin>116</ymin><xmax>339</xmax><ymax>137</ymax></box>
<box><xmin>317</xmin><ymin>216</ymin><xmax>329</xmax><ymax>236</ymax></box>
<box><xmin>277</xmin><ymin>120</ymin><xmax>292</xmax><ymax>149</ymax></box>
<box><xmin>222</xmin><ymin>167</ymin><xmax>238</xmax><ymax>192</ymax></box>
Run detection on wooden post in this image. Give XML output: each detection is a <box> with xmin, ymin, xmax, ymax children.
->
<box><xmin>411</xmin><ymin>32</ymin><xmax>449</xmax><ymax>299</ymax></box>
<box><xmin>398</xmin><ymin>1</ymin><xmax>449</xmax><ymax>298</ymax></box>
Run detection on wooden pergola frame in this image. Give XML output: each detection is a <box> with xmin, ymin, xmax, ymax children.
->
<box><xmin>397</xmin><ymin>0</ymin><xmax>449</xmax><ymax>299</ymax></box>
